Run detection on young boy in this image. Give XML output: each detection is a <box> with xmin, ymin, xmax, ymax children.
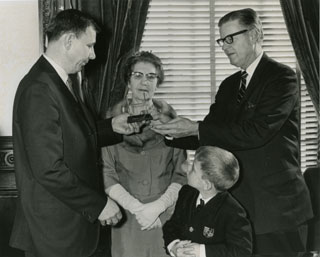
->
<box><xmin>163</xmin><ymin>146</ymin><xmax>252</xmax><ymax>257</ymax></box>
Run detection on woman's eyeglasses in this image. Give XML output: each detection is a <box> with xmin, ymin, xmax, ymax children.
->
<box><xmin>131</xmin><ymin>71</ymin><xmax>158</xmax><ymax>82</ymax></box>
<box><xmin>216</xmin><ymin>29</ymin><xmax>248</xmax><ymax>47</ymax></box>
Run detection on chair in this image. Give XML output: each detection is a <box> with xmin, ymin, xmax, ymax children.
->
<box><xmin>304</xmin><ymin>166</ymin><xmax>320</xmax><ymax>251</ymax></box>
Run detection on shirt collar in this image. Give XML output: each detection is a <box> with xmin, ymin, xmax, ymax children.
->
<box><xmin>197</xmin><ymin>193</ymin><xmax>214</xmax><ymax>206</ymax></box>
<box><xmin>244</xmin><ymin>51</ymin><xmax>263</xmax><ymax>80</ymax></box>
<box><xmin>43</xmin><ymin>54</ymin><xmax>69</xmax><ymax>85</ymax></box>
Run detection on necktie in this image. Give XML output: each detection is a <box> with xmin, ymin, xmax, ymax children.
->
<box><xmin>237</xmin><ymin>71</ymin><xmax>248</xmax><ymax>104</ymax></box>
<box><xmin>67</xmin><ymin>74</ymin><xmax>83</xmax><ymax>102</ymax></box>
<box><xmin>196</xmin><ymin>198</ymin><xmax>205</xmax><ymax>212</ymax></box>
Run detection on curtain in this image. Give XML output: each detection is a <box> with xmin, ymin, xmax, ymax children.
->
<box><xmin>80</xmin><ymin>0</ymin><xmax>151</xmax><ymax>118</ymax></box>
<box><xmin>279</xmin><ymin>0</ymin><xmax>319</xmax><ymax>117</ymax></box>
<box><xmin>280</xmin><ymin>0</ymin><xmax>319</xmax><ymax>164</ymax></box>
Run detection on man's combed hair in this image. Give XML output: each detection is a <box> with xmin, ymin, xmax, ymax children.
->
<box><xmin>46</xmin><ymin>9</ymin><xmax>100</xmax><ymax>42</ymax></box>
<box><xmin>195</xmin><ymin>146</ymin><xmax>239</xmax><ymax>191</ymax></box>
<box><xmin>218</xmin><ymin>8</ymin><xmax>264</xmax><ymax>41</ymax></box>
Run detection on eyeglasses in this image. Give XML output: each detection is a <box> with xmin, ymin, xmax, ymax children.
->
<box><xmin>216</xmin><ymin>29</ymin><xmax>248</xmax><ymax>47</ymax></box>
<box><xmin>131</xmin><ymin>71</ymin><xmax>158</xmax><ymax>82</ymax></box>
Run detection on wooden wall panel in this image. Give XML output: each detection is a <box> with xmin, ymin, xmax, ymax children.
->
<box><xmin>0</xmin><ymin>136</ymin><xmax>23</xmax><ymax>257</ymax></box>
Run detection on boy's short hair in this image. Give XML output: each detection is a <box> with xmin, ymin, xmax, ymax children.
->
<box><xmin>194</xmin><ymin>146</ymin><xmax>239</xmax><ymax>191</ymax></box>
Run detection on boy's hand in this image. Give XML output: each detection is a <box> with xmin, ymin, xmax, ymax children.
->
<box><xmin>171</xmin><ymin>240</ymin><xmax>197</xmax><ymax>257</ymax></box>
<box><xmin>178</xmin><ymin>242</ymin><xmax>200</xmax><ymax>257</ymax></box>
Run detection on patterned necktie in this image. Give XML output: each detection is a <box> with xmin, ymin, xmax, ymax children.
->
<box><xmin>237</xmin><ymin>71</ymin><xmax>248</xmax><ymax>104</ymax></box>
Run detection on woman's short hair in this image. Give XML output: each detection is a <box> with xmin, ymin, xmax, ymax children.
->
<box><xmin>194</xmin><ymin>146</ymin><xmax>239</xmax><ymax>191</ymax></box>
<box><xmin>122</xmin><ymin>51</ymin><xmax>164</xmax><ymax>86</ymax></box>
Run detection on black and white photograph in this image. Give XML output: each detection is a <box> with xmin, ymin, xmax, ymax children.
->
<box><xmin>0</xmin><ymin>0</ymin><xmax>319</xmax><ymax>257</ymax></box>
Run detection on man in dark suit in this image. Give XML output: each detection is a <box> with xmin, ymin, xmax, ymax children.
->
<box><xmin>163</xmin><ymin>146</ymin><xmax>252</xmax><ymax>257</ymax></box>
<box><xmin>10</xmin><ymin>9</ymin><xmax>139</xmax><ymax>257</ymax></box>
<box><xmin>152</xmin><ymin>8</ymin><xmax>313</xmax><ymax>254</ymax></box>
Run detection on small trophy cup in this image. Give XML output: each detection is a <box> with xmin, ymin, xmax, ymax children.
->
<box><xmin>127</xmin><ymin>93</ymin><xmax>153</xmax><ymax>123</ymax></box>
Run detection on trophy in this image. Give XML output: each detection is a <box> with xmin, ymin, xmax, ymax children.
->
<box><xmin>127</xmin><ymin>93</ymin><xmax>153</xmax><ymax>123</ymax></box>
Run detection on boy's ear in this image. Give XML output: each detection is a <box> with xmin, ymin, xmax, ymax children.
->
<box><xmin>203</xmin><ymin>178</ymin><xmax>212</xmax><ymax>191</ymax></box>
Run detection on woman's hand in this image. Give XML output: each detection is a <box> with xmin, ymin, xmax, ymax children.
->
<box><xmin>135</xmin><ymin>200</ymin><xmax>165</xmax><ymax>229</ymax></box>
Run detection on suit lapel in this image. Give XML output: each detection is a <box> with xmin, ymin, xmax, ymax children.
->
<box><xmin>76</xmin><ymin>94</ymin><xmax>96</xmax><ymax>130</ymax></box>
<box><xmin>39</xmin><ymin>56</ymin><xmax>96</xmax><ymax>134</ymax></box>
<box><xmin>241</xmin><ymin>53</ymin><xmax>269</xmax><ymax>105</ymax></box>
<box><xmin>38</xmin><ymin>56</ymin><xmax>78</xmax><ymax>103</ymax></box>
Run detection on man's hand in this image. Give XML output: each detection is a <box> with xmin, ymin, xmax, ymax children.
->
<box><xmin>152</xmin><ymin>99</ymin><xmax>177</xmax><ymax>124</ymax></box>
<box><xmin>111</xmin><ymin>113</ymin><xmax>140</xmax><ymax>134</ymax></box>
<box><xmin>98</xmin><ymin>198</ymin><xmax>122</xmax><ymax>226</ymax></box>
<box><xmin>151</xmin><ymin>116</ymin><xmax>199</xmax><ymax>138</ymax></box>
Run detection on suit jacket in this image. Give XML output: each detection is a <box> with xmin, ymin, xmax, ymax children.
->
<box><xmin>166</xmin><ymin>54</ymin><xmax>313</xmax><ymax>234</ymax></box>
<box><xmin>163</xmin><ymin>185</ymin><xmax>252</xmax><ymax>257</ymax></box>
<box><xmin>10</xmin><ymin>56</ymin><xmax>122</xmax><ymax>257</ymax></box>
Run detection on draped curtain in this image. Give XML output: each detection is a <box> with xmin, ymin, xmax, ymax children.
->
<box><xmin>40</xmin><ymin>0</ymin><xmax>151</xmax><ymax>118</ymax></box>
<box><xmin>279</xmin><ymin>0</ymin><xmax>319</xmax><ymax>117</ymax></box>
<box><xmin>279</xmin><ymin>0</ymin><xmax>319</xmax><ymax>164</ymax></box>
<box><xmin>80</xmin><ymin>0</ymin><xmax>151</xmax><ymax>118</ymax></box>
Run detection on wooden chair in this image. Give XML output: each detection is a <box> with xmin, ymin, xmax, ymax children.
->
<box><xmin>304</xmin><ymin>166</ymin><xmax>320</xmax><ymax>251</ymax></box>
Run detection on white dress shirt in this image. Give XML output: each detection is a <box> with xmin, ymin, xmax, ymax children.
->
<box><xmin>43</xmin><ymin>54</ymin><xmax>69</xmax><ymax>88</ymax></box>
<box><xmin>241</xmin><ymin>51</ymin><xmax>264</xmax><ymax>88</ymax></box>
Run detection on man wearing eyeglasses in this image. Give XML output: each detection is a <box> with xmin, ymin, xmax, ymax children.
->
<box><xmin>152</xmin><ymin>8</ymin><xmax>313</xmax><ymax>254</ymax></box>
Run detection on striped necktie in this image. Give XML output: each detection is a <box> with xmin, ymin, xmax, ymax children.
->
<box><xmin>237</xmin><ymin>71</ymin><xmax>248</xmax><ymax>104</ymax></box>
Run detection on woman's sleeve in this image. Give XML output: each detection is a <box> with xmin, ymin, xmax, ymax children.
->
<box><xmin>171</xmin><ymin>148</ymin><xmax>188</xmax><ymax>185</ymax></box>
<box><xmin>101</xmin><ymin>146</ymin><xmax>120</xmax><ymax>190</ymax></box>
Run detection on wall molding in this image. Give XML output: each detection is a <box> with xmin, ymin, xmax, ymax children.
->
<box><xmin>0</xmin><ymin>136</ymin><xmax>17</xmax><ymax>197</ymax></box>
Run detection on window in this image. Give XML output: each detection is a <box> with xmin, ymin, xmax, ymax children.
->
<box><xmin>140</xmin><ymin>0</ymin><xmax>318</xmax><ymax>170</ymax></box>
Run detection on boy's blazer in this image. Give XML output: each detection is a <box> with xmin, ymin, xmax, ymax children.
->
<box><xmin>163</xmin><ymin>185</ymin><xmax>252</xmax><ymax>257</ymax></box>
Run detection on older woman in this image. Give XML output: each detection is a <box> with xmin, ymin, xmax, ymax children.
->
<box><xmin>101</xmin><ymin>51</ymin><xmax>187</xmax><ymax>257</ymax></box>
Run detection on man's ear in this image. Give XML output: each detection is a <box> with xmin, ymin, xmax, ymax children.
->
<box><xmin>249</xmin><ymin>29</ymin><xmax>257</xmax><ymax>43</ymax></box>
<box><xmin>249</xmin><ymin>29</ymin><xmax>262</xmax><ymax>44</ymax></box>
<box><xmin>63</xmin><ymin>32</ymin><xmax>76</xmax><ymax>50</ymax></box>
